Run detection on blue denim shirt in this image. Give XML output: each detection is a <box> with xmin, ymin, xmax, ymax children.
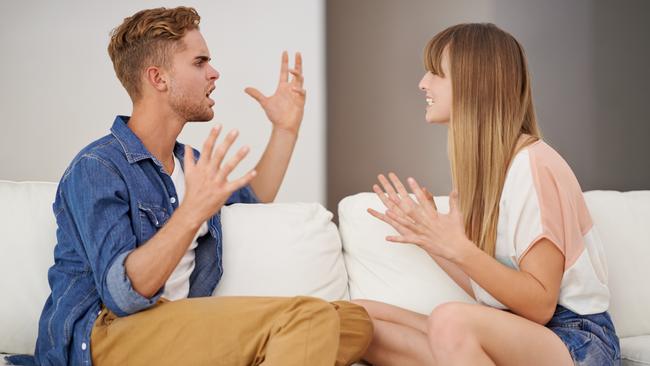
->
<box><xmin>12</xmin><ymin>116</ymin><xmax>258</xmax><ymax>366</ymax></box>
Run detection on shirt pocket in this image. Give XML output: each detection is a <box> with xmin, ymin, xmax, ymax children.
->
<box><xmin>137</xmin><ymin>202</ymin><xmax>170</xmax><ymax>241</ymax></box>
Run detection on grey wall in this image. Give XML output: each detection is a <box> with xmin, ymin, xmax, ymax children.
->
<box><xmin>326</xmin><ymin>0</ymin><xmax>650</xmax><ymax>213</ymax></box>
<box><xmin>0</xmin><ymin>0</ymin><xmax>327</xmax><ymax>203</ymax></box>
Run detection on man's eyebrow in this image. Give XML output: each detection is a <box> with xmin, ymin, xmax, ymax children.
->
<box><xmin>194</xmin><ymin>55</ymin><xmax>211</xmax><ymax>62</ymax></box>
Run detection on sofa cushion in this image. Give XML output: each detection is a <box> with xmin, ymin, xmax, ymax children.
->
<box><xmin>0</xmin><ymin>181</ymin><xmax>58</xmax><ymax>355</ymax></box>
<box><xmin>621</xmin><ymin>335</ymin><xmax>650</xmax><ymax>366</ymax></box>
<box><xmin>584</xmin><ymin>191</ymin><xmax>650</xmax><ymax>338</ymax></box>
<box><xmin>338</xmin><ymin>193</ymin><xmax>474</xmax><ymax>315</ymax></box>
<box><xmin>213</xmin><ymin>202</ymin><xmax>350</xmax><ymax>301</ymax></box>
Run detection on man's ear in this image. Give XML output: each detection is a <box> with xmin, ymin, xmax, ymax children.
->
<box><xmin>144</xmin><ymin>66</ymin><xmax>168</xmax><ymax>92</ymax></box>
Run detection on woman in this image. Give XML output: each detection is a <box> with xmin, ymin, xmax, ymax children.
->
<box><xmin>356</xmin><ymin>23</ymin><xmax>621</xmax><ymax>365</ymax></box>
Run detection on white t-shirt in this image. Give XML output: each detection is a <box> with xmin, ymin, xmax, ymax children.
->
<box><xmin>470</xmin><ymin>140</ymin><xmax>610</xmax><ymax>315</ymax></box>
<box><xmin>162</xmin><ymin>156</ymin><xmax>209</xmax><ymax>301</ymax></box>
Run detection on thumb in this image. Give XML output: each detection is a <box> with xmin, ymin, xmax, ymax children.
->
<box><xmin>244</xmin><ymin>87</ymin><xmax>266</xmax><ymax>104</ymax></box>
<box><xmin>184</xmin><ymin>144</ymin><xmax>194</xmax><ymax>172</ymax></box>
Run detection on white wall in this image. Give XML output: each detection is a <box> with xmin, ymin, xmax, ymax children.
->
<box><xmin>0</xmin><ymin>0</ymin><xmax>325</xmax><ymax>203</ymax></box>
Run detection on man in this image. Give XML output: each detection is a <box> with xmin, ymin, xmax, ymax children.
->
<box><xmin>7</xmin><ymin>6</ymin><xmax>371</xmax><ymax>366</ymax></box>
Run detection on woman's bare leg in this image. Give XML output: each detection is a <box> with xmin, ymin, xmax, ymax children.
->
<box><xmin>352</xmin><ymin>299</ymin><xmax>434</xmax><ymax>365</ymax></box>
<box><xmin>352</xmin><ymin>299</ymin><xmax>428</xmax><ymax>333</ymax></box>
<box><xmin>427</xmin><ymin>302</ymin><xmax>573</xmax><ymax>366</ymax></box>
<box><xmin>363</xmin><ymin>319</ymin><xmax>435</xmax><ymax>366</ymax></box>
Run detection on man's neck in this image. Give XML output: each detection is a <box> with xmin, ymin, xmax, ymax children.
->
<box><xmin>128</xmin><ymin>100</ymin><xmax>185</xmax><ymax>175</ymax></box>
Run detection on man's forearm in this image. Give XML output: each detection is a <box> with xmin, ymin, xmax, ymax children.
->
<box><xmin>250</xmin><ymin>128</ymin><xmax>298</xmax><ymax>202</ymax></box>
<box><xmin>124</xmin><ymin>206</ymin><xmax>202</xmax><ymax>298</ymax></box>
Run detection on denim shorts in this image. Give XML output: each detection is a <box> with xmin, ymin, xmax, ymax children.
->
<box><xmin>546</xmin><ymin>305</ymin><xmax>621</xmax><ymax>365</ymax></box>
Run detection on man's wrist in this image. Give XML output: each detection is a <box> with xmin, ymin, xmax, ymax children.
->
<box><xmin>272</xmin><ymin>125</ymin><xmax>300</xmax><ymax>138</ymax></box>
<box><xmin>173</xmin><ymin>204</ymin><xmax>205</xmax><ymax>231</ymax></box>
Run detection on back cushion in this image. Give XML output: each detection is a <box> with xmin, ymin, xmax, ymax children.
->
<box><xmin>214</xmin><ymin>202</ymin><xmax>350</xmax><ymax>301</ymax></box>
<box><xmin>584</xmin><ymin>190</ymin><xmax>650</xmax><ymax>337</ymax></box>
<box><xmin>0</xmin><ymin>181</ymin><xmax>58</xmax><ymax>354</ymax></box>
<box><xmin>338</xmin><ymin>193</ymin><xmax>474</xmax><ymax>315</ymax></box>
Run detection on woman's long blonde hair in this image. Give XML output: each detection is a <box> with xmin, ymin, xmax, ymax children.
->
<box><xmin>424</xmin><ymin>23</ymin><xmax>541</xmax><ymax>257</ymax></box>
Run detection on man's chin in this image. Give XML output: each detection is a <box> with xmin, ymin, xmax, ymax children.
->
<box><xmin>190</xmin><ymin>111</ymin><xmax>215</xmax><ymax>122</ymax></box>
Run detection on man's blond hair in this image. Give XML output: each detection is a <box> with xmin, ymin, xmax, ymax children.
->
<box><xmin>108</xmin><ymin>6</ymin><xmax>200</xmax><ymax>101</ymax></box>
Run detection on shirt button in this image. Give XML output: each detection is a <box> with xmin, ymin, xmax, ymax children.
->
<box><xmin>81</xmin><ymin>342</ymin><xmax>87</xmax><ymax>351</ymax></box>
<box><xmin>170</xmin><ymin>197</ymin><xmax>177</xmax><ymax>204</ymax></box>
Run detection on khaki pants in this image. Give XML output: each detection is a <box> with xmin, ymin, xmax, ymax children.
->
<box><xmin>91</xmin><ymin>296</ymin><xmax>372</xmax><ymax>366</ymax></box>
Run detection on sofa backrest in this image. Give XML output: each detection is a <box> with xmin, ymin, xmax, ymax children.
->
<box><xmin>583</xmin><ymin>191</ymin><xmax>650</xmax><ymax>338</ymax></box>
<box><xmin>0</xmin><ymin>181</ymin><xmax>58</xmax><ymax>355</ymax></box>
<box><xmin>0</xmin><ymin>180</ymin><xmax>350</xmax><ymax>355</ymax></box>
<box><xmin>338</xmin><ymin>191</ymin><xmax>650</xmax><ymax>338</ymax></box>
<box><xmin>0</xmin><ymin>179</ymin><xmax>648</xmax><ymax>355</ymax></box>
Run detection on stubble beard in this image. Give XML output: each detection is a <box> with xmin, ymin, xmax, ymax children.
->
<box><xmin>169</xmin><ymin>79</ymin><xmax>214</xmax><ymax>122</ymax></box>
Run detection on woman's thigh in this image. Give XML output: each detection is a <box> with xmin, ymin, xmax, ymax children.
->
<box><xmin>428</xmin><ymin>302</ymin><xmax>574</xmax><ymax>366</ymax></box>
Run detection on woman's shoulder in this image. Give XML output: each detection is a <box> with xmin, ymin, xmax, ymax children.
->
<box><xmin>503</xmin><ymin>138</ymin><xmax>585</xmax><ymax>204</ymax></box>
<box><xmin>523</xmin><ymin>140</ymin><xmax>583</xmax><ymax>191</ymax></box>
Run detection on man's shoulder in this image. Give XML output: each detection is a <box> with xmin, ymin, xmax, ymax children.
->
<box><xmin>61</xmin><ymin>134</ymin><xmax>125</xmax><ymax>182</ymax></box>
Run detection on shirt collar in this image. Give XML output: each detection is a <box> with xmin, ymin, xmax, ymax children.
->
<box><xmin>110</xmin><ymin>115</ymin><xmax>195</xmax><ymax>167</ymax></box>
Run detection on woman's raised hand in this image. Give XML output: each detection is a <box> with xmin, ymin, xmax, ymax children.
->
<box><xmin>367</xmin><ymin>172</ymin><xmax>473</xmax><ymax>261</ymax></box>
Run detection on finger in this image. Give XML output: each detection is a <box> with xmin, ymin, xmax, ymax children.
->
<box><xmin>367</xmin><ymin>208</ymin><xmax>411</xmax><ymax>236</ymax></box>
<box><xmin>226</xmin><ymin>169</ymin><xmax>258</xmax><ymax>192</ymax></box>
<box><xmin>294</xmin><ymin>52</ymin><xmax>303</xmax><ymax>75</ymax></box>
<box><xmin>449</xmin><ymin>190</ymin><xmax>461</xmax><ymax>215</ymax></box>
<box><xmin>372</xmin><ymin>184</ymin><xmax>404</xmax><ymax>215</ymax></box>
<box><xmin>244</xmin><ymin>87</ymin><xmax>266</xmax><ymax>104</ymax></box>
<box><xmin>408</xmin><ymin>177</ymin><xmax>438</xmax><ymax>217</ymax></box>
<box><xmin>211</xmin><ymin>129</ymin><xmax>239</xmax><ymax>171</ymax></box>
<box><xmin>291</xmin><ymin>86</ymin><xmax>306</xmax><ymax>96</ymax></box>
<box><xmin>289</xmin><ymin>69</ymin><xmax>304</xmax><ymax>87</ymax></box>
<box><xmin>388</xmin><ymin>172</ymin><xmax>416</xmax><ymax>204</ymax></box>
<box><xmin>378</xmin><ymin>174</ymin><xmax>400</xmax><ymax>204</ymax></box>
<box><xmin>386</xmin><ymin>235</ymin><xmax>423</xmax><ymax>246</ymax></box>
<box><xmin>216</xmin><ymin>145</ymin><xmax>250</xmax><ymax>182</ymax></box>
<box><xmin>279</xmin><ymin>50</ymin><xmax>289</xmax><ymax>83</ymax></box>
<box><xmin>199</xmin><ymin>125</ymin><xmax>222</xmax><ymax>166</ymax></box>
<box><xmin>388</xmin><ymin>172</ymin><xmax>423</xmax><ymax>220</ymax></box>
<box><xmin>372</xmin><ymin>183</ymin><xmax>392</xmax><ymax>208</ymax></box>
<box><xmin>385</xmin><ymin>208</ymin><xmax>421</xmax><ymax>234</ymax></box>
<box><xmin>422</xmin><ymin>187</ymin><xmax>438</xmax><ymax>210</ymax></box>
<box><xmin>184</xmin><ymin>144</ymin><xmax>195</xmax><ymax>173</ymax></box>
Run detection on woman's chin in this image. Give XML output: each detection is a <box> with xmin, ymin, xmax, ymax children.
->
<box><xmin>425</xmin><ymin>118</ymin><xmax>450</xmax><ymax>125</ymax></box>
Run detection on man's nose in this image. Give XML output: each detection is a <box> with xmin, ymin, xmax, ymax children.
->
<box><xmin>208</xmin><ymin>65</ymin><xmax>220</xmax><ymax>80</ymax></box>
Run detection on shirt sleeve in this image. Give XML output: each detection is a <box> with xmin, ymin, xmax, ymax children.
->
<box><xmin>225</xmin><ymin>185</ymin><xmax>259</xmax><ymax>205</ymax></box>
<box><xmin>61</xmin><ymin>155</ymin><xmax>162</xmax><ymax>316</ymax></box>
<box><xmin>505</xmin><ymin>145</ymin><xmax>591</xmax><ymax>267</ymax></box>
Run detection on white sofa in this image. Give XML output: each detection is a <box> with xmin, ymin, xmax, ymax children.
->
<box><xmin>1</xmin><ymin>180</ymin><xmax>648</xmax><ymax>365</ymax></box>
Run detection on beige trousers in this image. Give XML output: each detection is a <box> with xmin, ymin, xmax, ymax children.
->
<box><xmin>91</xmin><ymin>296</ymin><xmax>372</xmax><ymax>366</ymax></box>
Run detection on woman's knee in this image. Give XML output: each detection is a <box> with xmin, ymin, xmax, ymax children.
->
<box><xmin>428</xmin><ymin>302</ymin><xmax>477</xmax><ymax>352</ymax></box>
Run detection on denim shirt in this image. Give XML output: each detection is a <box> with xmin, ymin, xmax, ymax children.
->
<box><xmin>20</xmin><ymin>116</ymin><xmax>258</xmax><ymax>366</ymax></box>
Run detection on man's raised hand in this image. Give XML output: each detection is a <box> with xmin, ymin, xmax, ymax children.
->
<box><xmin>180</xmin><ymin>125</ymin><xmax>257</xmax><ymax>226</ymax></box>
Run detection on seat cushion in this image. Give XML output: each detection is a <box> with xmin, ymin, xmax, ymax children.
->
<box><xmin>622</xmin><ymin>335</ymin><xmax>650</xmax><ymax>366</ymax></box>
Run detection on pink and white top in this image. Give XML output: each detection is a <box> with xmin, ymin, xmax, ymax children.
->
<box><xmin>470</xmin><ymin>140</ymin><xmax>610</xmax><ymax>315</ymax></box>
